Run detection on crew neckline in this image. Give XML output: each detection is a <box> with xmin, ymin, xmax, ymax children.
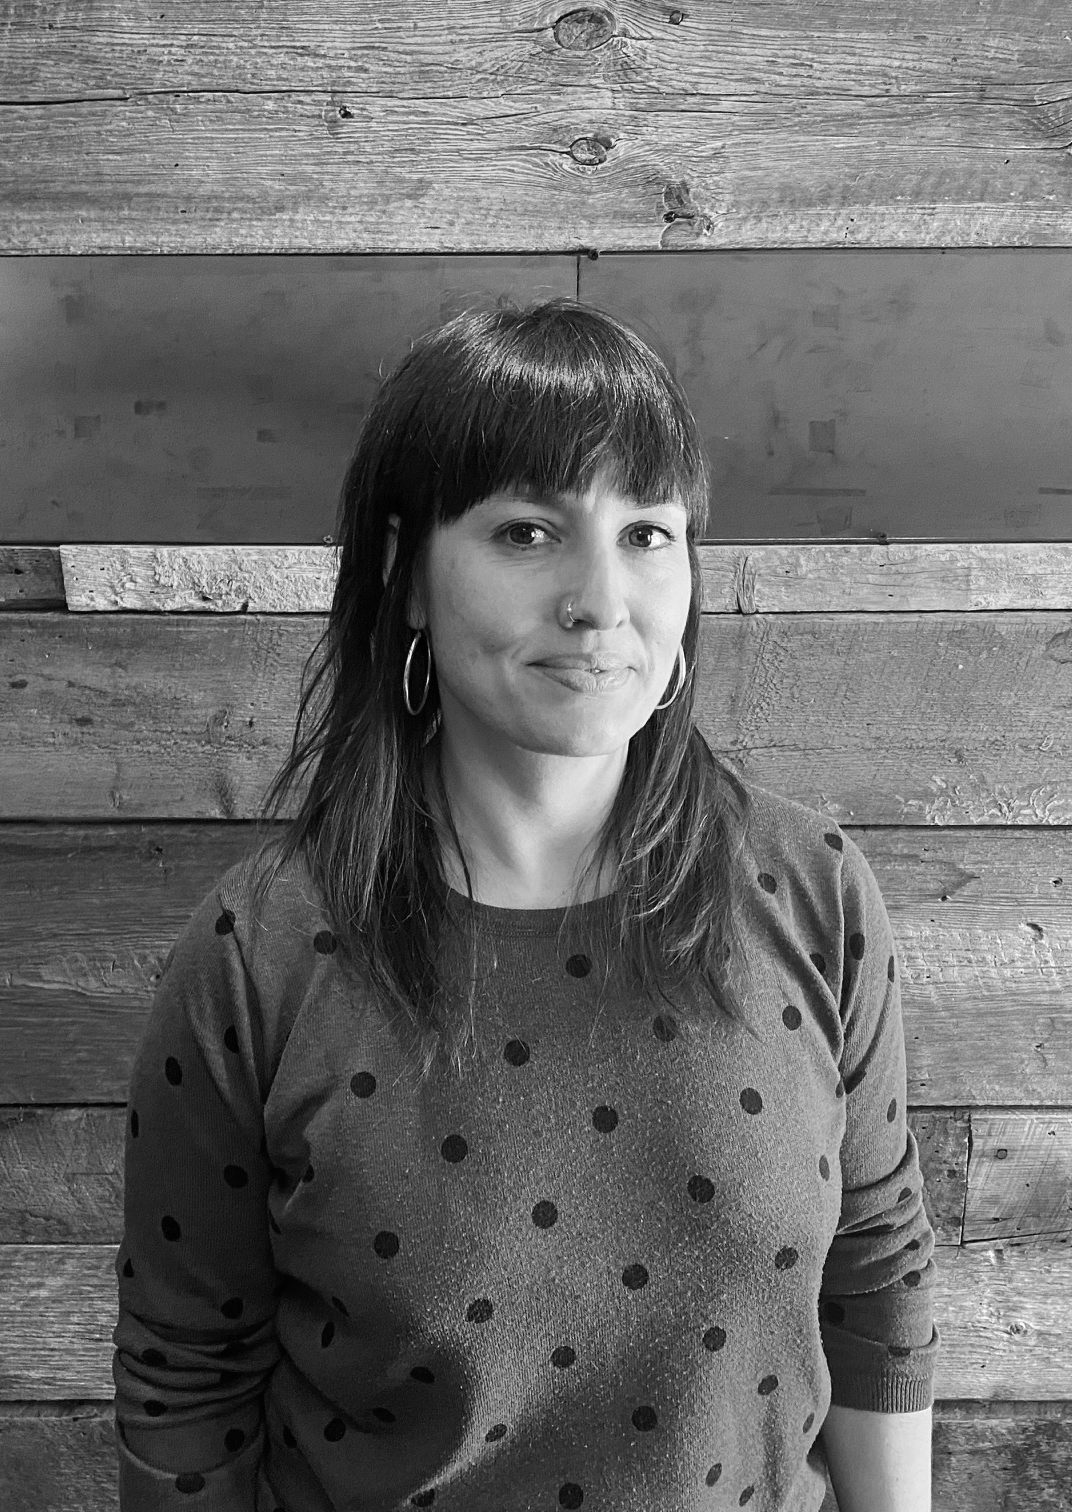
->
<box><xmin>444</xmin><ymin>883</ymin><xmax>616</xmax><ymax>936</ymax></box>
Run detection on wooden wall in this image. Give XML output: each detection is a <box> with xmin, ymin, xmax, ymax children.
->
<box><xmin>2</xmin><ymin>2</ymin><xmax>1072</xmax><ymax>1508</ymax></box>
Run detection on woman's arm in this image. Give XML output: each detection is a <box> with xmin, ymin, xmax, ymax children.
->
<box><xmin>820</xmin><ymin>1403</ymin><xmax>932</xmax><ymax>1512</ymax></box>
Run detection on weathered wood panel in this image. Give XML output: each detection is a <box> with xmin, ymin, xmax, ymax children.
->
<box><xmin>5</xmin><ymin>2</ymin><xmax>1072</xmax><ymax>252</ymax></box>
<box><xmin>1</xmin><ymin>1240</ymin><xmax>1066</xmax><ymax>1400</ymax></box>
<box><xmin>0</xmin><ymin>255</ymin><xmax>577</xmax><ymax>546</ymax></box>
<box><xmin>52</xmin><ymin>542</ymin><xmax>1072</xmax><ymax>614</ymax></box>
<box><xmin>4</xmin><ymin>611</ymin><xmax>1072</xmax><ymax>826</ymax></box>
<box><xmin>2</xmin><ymin>1402</ymin><xmax>1070</xmax><ymax>1512</ymax></box>
<box><xmin>0</xmin><ymin>548</ymin><xmax>66</xmax><ymax>611</ymax></box>
<box><xmin>0</xmin><ymin>1107</ymin><xmax>962</xmax><ymax>1247</ymax></box>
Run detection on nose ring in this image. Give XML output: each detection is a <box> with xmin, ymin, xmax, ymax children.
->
<box><xmin>565</xmin><ymin>601</ymin><xmax>575</xmax><ymax>626</ymax></box>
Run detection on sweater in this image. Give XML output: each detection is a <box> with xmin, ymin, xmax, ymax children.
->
<box><xmin>112</xmin><ymin>777</ymin><xmax>940</xmax><ymax>1512</ymax></box>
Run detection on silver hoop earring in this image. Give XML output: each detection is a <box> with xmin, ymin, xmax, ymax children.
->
<box><xmin>402</xmin><ymin>628</ymin><xmax>431</xmax><ymax>715</ymax></box>
<box><xmin>654</xmin><ymin>644</ymin><xmax>687</xmax><ymax>710</ymax></box>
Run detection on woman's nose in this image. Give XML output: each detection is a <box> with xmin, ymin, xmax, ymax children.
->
<box><xmin>561</xmin><ymin>542</ymin><xmax>629</xmax><ymax>629</ymax></box>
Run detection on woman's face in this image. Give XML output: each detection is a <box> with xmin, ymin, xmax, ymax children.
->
<box><xmin>390</xmin><ymin>460</ymin><xmax>693</xmax><ymax>760</ymax></box>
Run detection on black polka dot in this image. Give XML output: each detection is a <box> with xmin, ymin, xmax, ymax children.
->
<box><xmin>551</xmin><ymin>1345</ymin><xmax>576</xmax><ymax>1368</ymax></box>
<box><xmin>825</xmin><ymin>1300</ymin><xmax>846</xmax><ymax>1325</ymax></box>
<box><xmin>905</xmin><ymin>1238</ymin><xmax>921</xmax><ymax>1252</ymax></box>
<box><xmin>504</xmin><ymin>1038</ymin><xmax>530</xmax><ymax>1066</ymax></box>
<box><xmin>652</xmin><ymin>1013</ymin><xmax>678</xmax><ymax>1042</ymax></box>
<box><xmin>161</xmin><ymin>1215</ymin><xmax>181</xmax><ymax>1242</ymax></box>
<box><xmin>835</xmin><ymin>1077</ymin><xmax>845</xmax><ymax>1099</ymax></box>
<box><xmin>565</xmin><ymin>953</ymin><xmax>591</xmax><ymax>977</ymax></box>
<box><xmin>145</xmin><ymin>1399</ymin><xmax>166</xmax><ymax>1416</ymax></box>
<box><xmin>593</xmin><ymin>1105</ymin><xmax>618</xmax><ymax>1132</ymax></box>
<box><xmin>898</xmin><ymin>1186</ymin><xmax>913</xmax><ymax>1203</ymax></box>
<box><xmin>412</xmin><ymin>1494</ymin><xmax>435</xmax><ymax>1508</ymax></box>
<box><xmin>142</xmin><ymin>1348</ymin><xmax>166</xmax><ymax>1367</ymax></box>
<box><xmin>703</xmin><ymin>1325</ymin><xmax>726</xmax><ymax>1352</ymax></box>
<box><xmin>165</xmin><ymin>1057</ymin><xmax>183</xmax><ymax>1086</ymax></box>
<box><xmin>314</xmin><ymin>929</ymin><xmax>337</xmax><ymax>954</ymax></box>
<box><xmin>351</xmin><ymin>1072</ymin><xmax>376</xmax><ymax>1097</ymax></box>
<box><xmin>758</xmin><ymin>1374</ymin><xmax>779</xmax><ymax>1395</ymax></box>
<box><xmin>324</xmin><ymin>1418</ymin><xmax>345</xmax><ymax>1441</ymax></box>
<box><xmin>758</xmin><ymin>872</ymin><xmax>777</xmax><ymax>893</ymax></box>
<box><xmin>466</xmin><ymin>1298</ymin><xmax>494</xmax><ymax>1323</ymax></box>
<box><xmin>130</xmin><ymin>1109</ymin><xmax>139</xmax><ymax>1137</ymax></box>
<box><xmin>215</xmin><ymin>909</ymin><xmax>235</xmax><ymax>935</ymax></box>
<box><xmin>176</xmin><ymin>1473</ymin><xmax>206</xmax><ymax>1494</ymax></box>
<box><xmin>373</xmin><ymin>1231</ymin><xmax>399</xmax><ymax>1259</ymax></box>
<box><xmin>903</xmin><ymin>1269</ymin><xmax>922</xmax><ymax>1288</ymax></box>
<box><xmin>372</xmin><ymin>1407</ymin><xmax>395</xmax><ymax>1423</ymax></box>
<box><xmin>810</xmin><ymin>952</ymin><xmax>826</xmax><ymax>976</ymax></box>
<box><xmin>632</xmin><ymin>1404</ymin><xmax>657</xmax><ymax>1431</ymax></box>
<box><xmin>687</xmin><ymin>1175</ymin><xmax>715</xmax><ymax>1203</ymax></box>
<box><xmin>332</xmin><ymin>1295</ymin><xmax>349</xmax><ymax>1315</ymax></box>
<box><xmin>559</xmin><ymin>1487</ymin><xmax>583</xmax><ymax>1510</ymax></box>
<box><xmin>889</xmin><ymin>1344</ymin><xmax>913</xmax><ymax>1359</ymax></box>
<box><xmin>844</xmin><ymin>1066</ymin><xmax>867</xmax><ymax>1094</ymax></box>
<box><xmin>706</xmin><ymin>1464</ymin><xmax>722</xmax><ymax>1485</ymax></box>
<box><xmin>849</xmin><ymin>931</ymin><xmax>865</xmax><ymax>960</ymax></box>
<box><xmin>888</xmin><ymin>954</ymin><xmax>896</xmax><ymax>982</ymax></box>
<box><xmin>122</xmin><ymin>1257</ymin><xmax>134</xmax><ymax>1277</ymax></box>
<box><xmin>818</xmin><ymin>1154</ymin><xmax>830</xmax><ymax>1180</ymax></box>
<box><xmin>224</xmin><ymin>1164</ymin><xmax>248</xmax><ymax>1188</ymax></box>
<box><xmin>411</xmin><ymin>1365</ymin><xmax>435</xmax><ymax>1383</ymax></box>
<box><xmin>282</xmin><ymin>1425</ymin><xmax>297</xmax><ymax>1449</ymax></box>
<box><xmin>441</xmin><ymin>1134</ymin><xmax>468</xmax><ymax>1162</ymax></box>
<box><xmin>782</xmin><ymin>1004</ymin><xmax>802</xmax><ymax>1030</ymax></box>
<box><xmin>823</xmin><ymin>832</ymin><xmax>843</xmax><ymax>852</ymax></box>
<box><xmin>532</xmin><ymin>1200</ymin><xmax>558</xmax><ymax>1228</ymax></box>
<box><xmin>739</xmin><ymin>1487</ymin><xmax>755</xmax><ymax>1505</ymax></box>
<box><xmin>302</xmin><ymin>1164</ymin><xmax>315</xmax><ymax>1183</ymax></box>
<box><xmin>220</xmin><ymin>1297</ymin><xmax>243</xmax><ymax>1319</ymax></box>
<box><xmin>224</xmin><ymin>1025</ymin><xmax>239</xmax><ymax>1053</ymax></box>
<box><xmin>803</xmin><ymin>1412</ymin><xmax>815</xmax><ymax>1433</ymax></box>
<box><xmin>321</xmin><ymin>1321</ymin><xmax>335</xmax><ymax>1347</ymax></box>
<box><xmin>224</xmin><ymin>1427</ymin><xmax>245</xmax><ymax>1452</ymax></box>
<box><xmin>740</xmin><ymin>1087</ymin><xmax>763</xmax><ymax>1115</ymax></box>
<box><xmin>485</xmin><ymin>1423</ymin><xmax>507</xmax><ymax>1441</ymax></box>
<box><xmin>774</xmin><ymin>1245</ymin><xmax>798</xmax><ymax>1270</ymax></box>
<box><xmin>887</xmin><ymin>1097</ymin><xmax>898</xmax><ymax>1122</ymax></box>
<box><xmin>622</xmin><ymin>1263</ymin><xmax>648</xmax><ymax>1290</ymax></box>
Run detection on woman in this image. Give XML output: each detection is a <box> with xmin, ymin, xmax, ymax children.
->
<box><xmin>113</xmin><ymin>298</ymin><xmax>939</xmax><ymax>1511</ymax></box>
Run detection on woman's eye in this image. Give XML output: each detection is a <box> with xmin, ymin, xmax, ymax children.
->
<box><xmin>501</xmin><ymin>522</ymin><xmax>548</xmax><ymax>548</ymax></box>
<box><xmin>628</xmin><ymin>524</ymin><xmax>675</xmax><ymax>548</ymax></box>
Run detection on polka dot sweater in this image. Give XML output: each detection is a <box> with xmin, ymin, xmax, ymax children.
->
<box><xmin>113</xmin><ymin>780</ymin><xmax>940</xmax><ymax>1512</ymax></box>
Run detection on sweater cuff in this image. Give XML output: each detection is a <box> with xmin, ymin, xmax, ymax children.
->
<box><xmin>823</xmin><ymin>1323</ymin><xmax>940</xmax><ymax>1413</ymax></box>
<box><xmin>115</xmin><ymin>1418</ymin><xmax>263</xmax><ymax>1511</ymax></box>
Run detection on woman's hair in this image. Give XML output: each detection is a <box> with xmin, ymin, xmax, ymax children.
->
<box><xmin>249</xmin><ymin>295</ymin><xmax>762</xmax><ymax>1083</ymax></box>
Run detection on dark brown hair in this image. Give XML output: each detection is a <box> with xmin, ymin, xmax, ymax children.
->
<box><xmin>249</xmin><ymin>296</ymin><xmax>762</xmax><ymax>1083</ymax></box>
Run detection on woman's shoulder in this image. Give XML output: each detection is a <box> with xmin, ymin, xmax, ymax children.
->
<box><xmin>212</xmin><ymin>838</ymin><xmax>329</xmax><ymax>976</ymax></box>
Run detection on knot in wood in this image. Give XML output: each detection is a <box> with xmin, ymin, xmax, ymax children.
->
<box><xmin>554</xmin><ymin>7</ymin><xmax>615</xmax><ymax>50</ymax></box>
<box><xmin>569</xmin><ymin>132</ymin><xmax>612</xmax><ymax>166</ymax></box>
<box><xmin>669</xmin><ymin>8</ymin><xmax>685</xmax><ymax>22</ymax></box>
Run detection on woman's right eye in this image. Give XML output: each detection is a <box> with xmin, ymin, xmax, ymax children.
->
<box><xmin>499</xmin><ymin>522</ymin><xmax>551</xmax><ymax>548</ymax></box>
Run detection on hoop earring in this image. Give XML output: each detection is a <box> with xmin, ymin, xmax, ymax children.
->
<box><xmin>654</xmin><ymin>644</ymin><xmax>687</xmax><ymax>710</ymax></box>
<box><xmin>402</xmin><ymin>628</ymin><xmax>431</xmax><ymax>715</ymax></box>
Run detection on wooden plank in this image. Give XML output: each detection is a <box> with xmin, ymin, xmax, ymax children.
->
<box><xmin>1</xmin><ymin>1402</ymin><xmax>1069</xmax><ymax>1512</ymax></box>
<box><xmin>5</xmin><ymin>2</ymin><xmax>1072</xmax><ymax>252</ymax></box>
<box><xmin>0</xmin><ymin>1108</ymin><xmax>959</xmax><ymax>1245</ymax></box>
<box><xmin>0</xmin><ymin>549</ymin><xmax>66</xmax><ymax>612</ymax></box>
<box><xmin>1</xmin><ymin>1239</ymin><xmax>1066</xmax><ymax>1400</ymax></box>
<box><xmin>965</xmin><ymin>1115</ymin><xmax>1072</xmax><ymax>1247</ymax></box>
<box><xmin>4</xmin><ymin>610</ymin><xmax>1072</xmax><ymax>826</ymax></box>
<box><xmin>56</xmin><ymin>542</ymin><xmax>1072</xmax><ymax>613</ymax></box>
<box><xmin>1</xmin><ymin>822</ymin><xmax>1069</xmax><ymax>1106</ymax></box>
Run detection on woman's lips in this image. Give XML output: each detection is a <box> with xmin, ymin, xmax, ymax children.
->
<box><xmin>534</xmin><ymin>664</ymin><xmax>632</xmax><ymax>693</ymax></box>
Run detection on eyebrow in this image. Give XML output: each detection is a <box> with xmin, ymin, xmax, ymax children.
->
<box><xmin>482</xmin><ymin>488</ymin><xmax>686</xmax><ymax>512</ymax></box>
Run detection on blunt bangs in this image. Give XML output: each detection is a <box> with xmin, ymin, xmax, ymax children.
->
<box><xmin>388</xmin><ymin>300</ymin><xmax>710</xmax><ymax>534</ymax></box>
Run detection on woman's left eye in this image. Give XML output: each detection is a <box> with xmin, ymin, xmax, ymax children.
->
<box><xmin>628</xmin><ymin>524</ymin><xmax>675</xmax><ymax>548</ymax></box>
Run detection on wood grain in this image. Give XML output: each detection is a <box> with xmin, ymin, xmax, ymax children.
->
<box><xmin>3</xmin><ymin>1402</ymin><xmax>1069</xmax><ymax>1512</ymax></box>
<box><xmin>0</xmin><ymin>1107</ymin><xmax>963</xmax><ymax>1248</ymax></box>
<box><xmin>5</xmin><ymin>610</ymin><xmax>1072</xmax><ymax>827</ymax></box>
<box><xmin>0</xmin><ymin>1240</ymin><xmax>1066</xmax><ymax>1400</ymax></box>
<box><xmin>50</xmin><ymin>542</ymin><xmax>1072</xmax><ymax>614</ymax></box>
<box><xmin>5</xmin><ymin>2</ymin><xmax>1072</xmax><ymax>252</ymax></box>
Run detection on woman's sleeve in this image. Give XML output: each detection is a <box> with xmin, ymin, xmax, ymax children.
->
<box><xmin>112</xmin><ymin>880</ymin><xmax>281</xmax><ymax>1509</ymax></box>
<box><xmin>818</xmin><ymin>833</ymin><xmax>941</xmax><ymax>1412</ymax></box>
